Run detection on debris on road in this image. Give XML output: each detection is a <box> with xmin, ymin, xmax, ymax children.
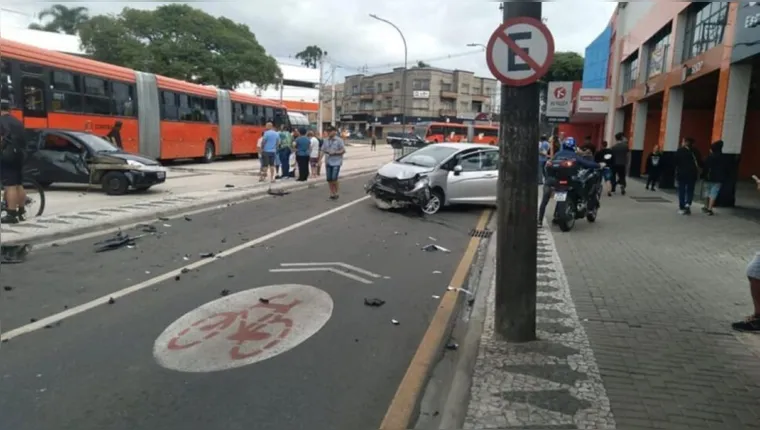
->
<box><xmin>3</xmin><ymin>286</ymin><xmax>13</xmax><ymax>291</ymax></box>
<box><xmin>225</xmin><ymin>184</ymin><xmax>235</xmax><ymax>188</ymax></box>
<box><xmin>433</xmin><ymin>270</ymin><xmax>442</xmax><ymax>274</ymax></box>
<box><xmin>174</xmin><ymin>275</ymin><xmax>181</xmax><ymax>281</ymax></box>
<box><xmin>199</xmin><ymin>252</ymin><xmax>215</xmax><ymax>259</ymax></box>
<box><xmin>181</xmin><ymin>268</ymin><xmax>190</xmax><ymax>274</ymax></box>
<box><xmin>428</xmin><ymin>236</ymin><xmax>438</xmax><ymax>241</ymax></box>
<box><xmin>422</xmin><ymin>244</ymin><xmax>451</xmax><ymax>253</ymax></box>
<box><xmin>184</xmin><ymin>215</ymin><xmax>192</xmax><ymax>221</ymax></box>
<box><xmin>268</xmin><ymin>188</ymin><xmax>290</xmax><ymax>197</ymax></box>
<box><xmin>364</xmin><ymin>298</ymin><xmax>386</xmax><ymax>307</ymax></box>
<box><xmin>137</xmin><ymin>224</ymin><xmax>157</xmax><ymax>233</ymax></box>
<box><xmin>94</xmin><ymin>232</ymin><xmax>145</xmax><ymax>253</ymax></box>
<box><xmin>446</xmin><ymin>342</ymin><xmax>459</xmax><ymax>351</ymax></box>
<box><xmin>259</xmin><ymin>297</ymin><xmax>270</xmax><ymax>304</ymax></box>
<box><xmin>158</xmin><ymin>216</ymin><xmax>169</xmax><ymax>221</ymax></box>
<box><xmin>221</xmin><ymin>289</ymin><xmax>231</xmax><ymax>296</ymax></box>
<box><xmin>163</xmin><ymin>224</ymin><xmax>171</xmax><ymax>228</ymax></box>
<box><xmin>108</xmin><ymin>297</ymin><xmax>115</xmax><ymax>305</ymax></box>
<box><xmin>391</xmin><ymin>319</ymin><xmax>400</xmax><ymax>325</ymax></box>
<box><xmin>432</xmin><ymin>295</ymin><xmax>440</xmax><ymax>299</ymax></box>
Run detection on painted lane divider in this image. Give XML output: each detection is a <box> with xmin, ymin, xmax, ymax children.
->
<box><xmin>269</xmin><ymin>262</ymin><xmax>383</xmax><ymax>285</ymax></box>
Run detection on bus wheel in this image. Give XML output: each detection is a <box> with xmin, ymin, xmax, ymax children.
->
<box><xmin>102</xmin><ymin>172</ymin><xmax>129</xmax><ymax>196</ymax></box>
<box><xmin>202</xmin><ymin>141</ymin><xmax>215</xmax><ymax>164</ymax></box>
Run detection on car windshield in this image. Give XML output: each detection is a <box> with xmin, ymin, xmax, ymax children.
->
<box><xmin>397</xmin><ymin>145</ymin><xmax>459</xmax><ymax>168</ymax></box>
<box><xmin>73</xmin><ymin>133</ymin><xmax>120</xmax><ymax>153</ymax></box>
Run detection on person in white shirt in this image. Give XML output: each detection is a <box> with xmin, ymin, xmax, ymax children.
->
<box><xmin>308</xmin><ymin>130</ymin><xmax>321</xmax><ymax>178</ymax></box>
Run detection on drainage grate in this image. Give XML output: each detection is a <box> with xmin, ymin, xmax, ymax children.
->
<box><xmin>469</xmin><ymin>228</ymin><xmax>494</xmax><ymax>238</ymax></box>
<box><xmin>630</xmin><ymin>196</ymin><xmax>670</xmax><ymax>203</ymax></box>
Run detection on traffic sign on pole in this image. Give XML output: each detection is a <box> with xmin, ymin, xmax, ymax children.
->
<box><xmin>486</xmin><ymin>16</ymin><xmax>555</xmax><ymax>87</ymax></box>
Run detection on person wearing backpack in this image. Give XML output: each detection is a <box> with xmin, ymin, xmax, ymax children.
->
<box><xmin>0</xmin><ymin>98</ymin><xmax>28</xmax><ymax>223</ymax></box>
<box><xmin>674</xmin><ymin>137</ymin><xmax>703</xmax><ymax>215</ymax></box>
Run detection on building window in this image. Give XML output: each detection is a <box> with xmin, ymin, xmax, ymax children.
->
<box><xmin>621</xmin><ymin>53</ymin><xmax>639</xmax><ymax>92</ymax></box>
<box><xmin>473</xmin><ymin>87</ymin><xmax>481</xmax><ymax>95</ymax></box>
<box><xmin>395</xmin><ymin>81</ymin><xmax>400</xmax><ymax>89</ymax></box>
<box><xmin>441</xmin><ymin>83</ymin><xmax>452</xmax><ymax>92</ymax></box>
<box><xmin>682</xmin><ymin>2</ymin><xmax>728</xmax><ymax>62</ymax></box>
<box><xmin>459</xmin><ymin>101</ymin><xmax>469</xmax><ymax>111</ymax></box>
<box><xmin>646</xmin><ymin>25</ymin><xmax>671</xmax><ymax>78</ymax></box>
<box><xmin>352</xmin><ymin>85</ymin><xmax>359</xmax><ymax>95</ymax></box>
<box><xmin>412</xmin><ymin>79</ymin><xmax>430</xmax><ymax>91</ymax></box>
<box><xmin>461</xmin><ymin>84</ymin><xmax>470</xmax><ymax>95</ymax></box>
<box><xmin>483</xmin><ymin>87</ymin><xmax>492</xmax><ymax>97</ymax></box>
<box><xmin>412</xmin><ymin>99</ymin><xmax>429</xmax><ymax>109</ymax></box>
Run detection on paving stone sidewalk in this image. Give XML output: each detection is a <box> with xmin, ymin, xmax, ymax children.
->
<box><xmin>465</xmin><ymin>181</ymin><xmax>760</xmax><ymax>430</ymax></box>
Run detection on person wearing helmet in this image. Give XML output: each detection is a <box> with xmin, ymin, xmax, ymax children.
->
<box><xmin>537</xmin><ymin>137</ymin><xmax>604</xmax><ymax>227</ymax></box>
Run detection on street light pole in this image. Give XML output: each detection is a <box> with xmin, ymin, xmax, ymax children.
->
<box><xmin>369</xmin><ymin>14</ymin><xmax>408</xmax><ymax>132</ymax></box>
<box><xmin>495</xmin><ymin>0</ymin><xmax>543</xmax><ymax>343</ymax></box>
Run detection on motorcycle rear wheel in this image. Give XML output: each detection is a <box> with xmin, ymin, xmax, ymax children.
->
<box><xmin>555</xmin><ymin>201</ymin><xmax>576</xmax><ymax>232</ymax></box>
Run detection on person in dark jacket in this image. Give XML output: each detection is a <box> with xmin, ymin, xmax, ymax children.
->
<box><xmin>609</xmin><ymin>132</ymin><xmax>630</xmax><ymax>195</ymax></box>
<box><xmin>645</xmin><ymin>145</ymin><xmax>663</xmax><ymax>191</ymax></box>
<box><xmin>674</xmin><ymin>137</ymin><xmax>703</xmax><ymax>215</ymax></box>
<box><xmin>700</xmin><ymin>140</ymin><xmax>726</xmax><ymax>216</ymax></box>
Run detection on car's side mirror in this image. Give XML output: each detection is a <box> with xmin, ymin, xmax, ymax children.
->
<box><xmin>453</xmin><ymin>165</ymin><xmax>463</xmax><ymax>175</ymax></box>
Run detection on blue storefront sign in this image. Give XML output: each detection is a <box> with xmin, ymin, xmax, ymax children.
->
<box><xmin>732</xmin><ymin>2</ymin><xmax>760</xmax><ymax>63</ymax></box>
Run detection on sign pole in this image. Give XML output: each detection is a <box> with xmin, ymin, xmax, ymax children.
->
<box><xmin>495</xmin><ymin>0</ymin><xmax>544</xmax><ymax>342</ymax></box>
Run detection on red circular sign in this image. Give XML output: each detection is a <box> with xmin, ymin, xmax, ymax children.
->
<box><xmin>554</xmin><ymin>87</ymin><xmax>567</xmax><ymax>99</ymax></box>
<box><xmin>486</xmin><ymin>17</ymin><xmax>555</xmax><ymax>87</ymax></box>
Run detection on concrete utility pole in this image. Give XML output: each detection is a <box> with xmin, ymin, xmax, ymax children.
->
<box><xmin>330</xmin><ymin>64</ymin><xmax>337</xmax><ymax>127</ymax></box>
<box><xmin>317</xmin><ymin>56</ymin><xmax>324</xmax><ymax>135</ymax></box>
<box><xmin>495</xmin><ymin>0</ymin><xmax>542</xmax><ymax>343</ymax></box>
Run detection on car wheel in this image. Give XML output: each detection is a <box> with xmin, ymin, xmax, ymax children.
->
<box><xmin>421</xmin><ymin>189</ymin><xmax>444</xmax><ymax>215</ymax></box>
<box><xmin>102</xmin><ymin>171</ymin><xmax>130</xmax><ymax>195</ymax></box>
<box><xmin>202</xmin><ymin>141</ymin><xmax>215</xmax><ymax>164</ymax></box>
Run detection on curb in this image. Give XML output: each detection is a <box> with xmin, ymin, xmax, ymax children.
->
<box><xmin>2</xmin><ymin>168</ymin><xmax>377</xmax><ymax>246</ymax></box>
<box><xmin>438</xmin><ymin>221</ymin><xmax>497</xmax><ymax>429</ymax></box>
<box><xmin>380</xmin><ymin>210</ymin><xmax>493</xmax><ymax>430</ymax></box>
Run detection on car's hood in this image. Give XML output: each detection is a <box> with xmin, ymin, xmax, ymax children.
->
<box><xmin>377</xmin><ymin>162</ymin><xmax>433</xmax><ymax>180</ymax></box>
<box><xmin>93</xmin><ymin>151</ymin><xmax>160</xmax><ymax>166</ymax></box>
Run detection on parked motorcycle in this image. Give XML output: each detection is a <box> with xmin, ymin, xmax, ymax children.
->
<box><xmin>545</xmin><ymin>153</ymin><xmax>610</xmax><ymax>232</ymax></box>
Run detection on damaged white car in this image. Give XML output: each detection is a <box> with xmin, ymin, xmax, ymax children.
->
<box><xmin>365</xmin><ymin>143</ymin><xmax>499</xmax><ymax>215</ymax></box>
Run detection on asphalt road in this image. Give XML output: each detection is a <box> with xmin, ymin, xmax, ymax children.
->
<box><xmin>0</xmin><ymin>174</ymin><xmax>485</xmax><ymax>430</ymax></box>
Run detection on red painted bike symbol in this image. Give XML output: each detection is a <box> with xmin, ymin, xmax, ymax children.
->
<box><xmin>167</xmin><ymin>293</ymin><xmax>303</xmax><ymax>360</ymax></box>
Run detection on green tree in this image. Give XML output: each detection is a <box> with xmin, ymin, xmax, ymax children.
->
<box><xmin>295</xmin><ymin>46</ymin><xmax>327</xmax><ymax>69</ymax></box>
<box><xmin>28</xmin><ymin>4</ymin><xmax>90</xmax><ymax>35</ymax></box>
<box><xmin>544</xmin><ymin>51</ymin><xmax>584</xmax><ymax>82</ymax></box>
<box><xmin>415</xmin><ymin>61</ymin><xmax>430</xmax><ymax>68</ymax></box>
<box><xmin>78</xmin><ymin>4</ymin><xmax>281</xmax><ymax>89</ymax></box>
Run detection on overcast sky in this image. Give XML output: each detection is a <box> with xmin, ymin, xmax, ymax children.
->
<box><xmin>2</xmin><ymin>1</ymin><xmax>616</xmax><ymax>82</ymax></box>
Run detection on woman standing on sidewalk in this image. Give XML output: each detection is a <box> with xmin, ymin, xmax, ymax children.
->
<box><xmin>734</xmin><ymin>176</ymin><xmax>760</xmax><ymax>333</ymax></box>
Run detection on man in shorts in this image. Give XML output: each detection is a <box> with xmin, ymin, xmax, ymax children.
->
<box><xmin>0</xmin><ymin>98</ymin><xmax>27</xmax><ymax>223</ymax></box>
<box><xmin>307</xmin><ymin>130</ymin><xmax>320</xmax><ymax>178</ymax></box>
<box><xmin>259</xmin><ymin>122</ymin><xmax>279</xmax><ymax>182</ymax></box>
<box><xmin>322</xmin><ymin>126</ymin><xmax>345</xmax><ymax>200</ymax></box>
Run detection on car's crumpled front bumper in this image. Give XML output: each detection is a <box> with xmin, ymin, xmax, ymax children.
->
<box><xmin>365</xmin><ymin>175</ymin><xmax>431</xmax><ymax>207</ymax></box>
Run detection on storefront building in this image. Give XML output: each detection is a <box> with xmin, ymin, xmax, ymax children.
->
<box><xmin>604</xmin><ymin>2</ymin><xmax>758</xmax><ymax>206</ymax></box>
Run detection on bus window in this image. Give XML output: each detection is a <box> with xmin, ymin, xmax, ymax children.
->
<box><xmin>20</xmin><ymin>77</ymin><xmax>46</xmax><ymax>117</ymax></box>
<box><xmin>0</xmin><ymin>60</ymin><xmax>14</xmax><ymax>108</ymax></box>
<box><xmin>481</xmin><ymin>128</ymin><xmax>498</xmax><ymax>137</ymax></box>
<box><xmin>178</xmin><ymin>94</ymin><xmax>192</xmax><ymax>121</ymax></box>
<box><xmin>111</xmin><ymin>82</ymin><xmax>136</xmax><ymax>117</ymax></box>
<box><xmin>190</xmin><ymin>96</ymin><xmax>206</xmax><ymax>122</ymax></box>
<box><xmin>273</xmin><ymin>108</ymin><xmax>285</xmax><ymax>128</ymax></box>
<box><xmin>204</xmin><ymin>98</ymin><xmax>218</xmax><ymax>124</ymax></box>
<box><xmin>264</xmin><ymin>107</ymin><xmax>274</xmax><ymax>124</ymax></box>
<box><xmin>161</xmin><ymin>91</ymin><xmax>178</xmax><ymax>120</ymax></box>
<box><xmin>233</xmin><ymin>102</ymin><xmax>244</xmax><ymax>124</ymax></box>
<box><xmin>51</xmin><ymin>70</ymin><xmax>83</xmax><ymax>113</ymax></box>
<box><xmin>429</xmin><ymin>125</ymin><xmax>446</xmax><ymax>136</ymax></box>
<box><xmin>83</xmin><ymin>76</ymin><xmax>110</xmax><ymax>115</ymax></box>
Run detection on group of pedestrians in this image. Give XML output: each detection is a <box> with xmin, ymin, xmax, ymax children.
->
<box><xmin>257</xmin><ymin>123</ymin><xmax>346</xmax><ymax>200</ymax></box>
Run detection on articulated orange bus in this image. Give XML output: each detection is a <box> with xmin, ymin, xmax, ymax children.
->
<box><xmin>0</xmin><ymin>38</ymin><xmax>287</xmax><ymax>163</ymax></box>
<box><xmin>413</xmin><ymin>121</ymin><xmax>498</xmax><ymax>145</ymax></box>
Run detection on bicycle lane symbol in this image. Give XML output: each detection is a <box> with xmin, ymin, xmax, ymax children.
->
<box><xmin>153</xmin><ymin>284</ymin><xmax>334</xmax><ymax>373</ymax></box>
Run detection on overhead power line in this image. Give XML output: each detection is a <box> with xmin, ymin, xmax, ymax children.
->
<box><xmin>327</xmin><ymin>49</ymin><xmax>485</xmax><ymax>73</ymax></box>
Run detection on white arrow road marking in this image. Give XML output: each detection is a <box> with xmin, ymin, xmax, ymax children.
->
<box><xmin>269</xmin><ymin>267</ymin><xmax>374</xmax><ymax>284</ymax></box>
<box><xmin>278</xmin><ymin>262</ymin><xmax>382</xmax><ymax>279</ymax></box>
